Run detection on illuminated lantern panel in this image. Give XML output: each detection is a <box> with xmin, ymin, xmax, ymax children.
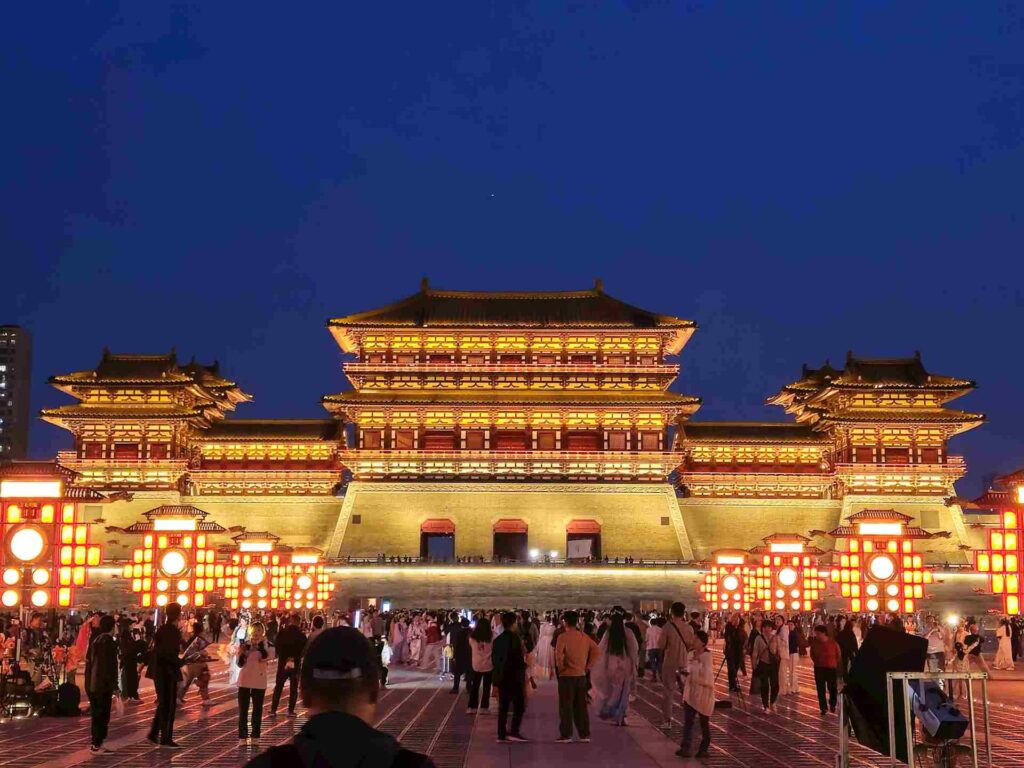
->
<box><xmin>122</xmin><ymin>505</ymin><xmax>224</xmax><ymax>609</ymax></box>
<box><xmin>750</xmin><ymin>534</ymin><xmax>826</xmax><ymax>612</ymax></box>
<box><xmin>0</xmin><ymin>466</ymin><xmax>102</xmax><ymax>609</ymax></box>
<box><xmin>976</xmin><ymin>489</ymin><xmax>1024</xmax><ymax>615</ymax></box>
<box><xmin>826</xmin><ymin>510</ymin><xmax>934</xmax><ymax>614</ymax></box>
<box><xmin>698</xmin><ymin>550</ymin><xmax>753</xmax><ymax>612</ymax></box>
<box><xmin>277</xmin><ymin>548</ymin><xmax>334</xmax><ymax>612</ymax></box>
<box><xmin>216</xmin><ymin>532</ymin><xmax>287</xmax><ymax>611</ymax></box>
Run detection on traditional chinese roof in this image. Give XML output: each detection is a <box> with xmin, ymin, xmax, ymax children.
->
<box><xmin>123</xmin><ymin>504</ymin><xmax>226</xmax><ymax>533</ymax></box>
<box><xmin>41</xmin><ymin>404</ymin><xmax>209</xmax><ymax>422</ymax></box>
<box><xmin>824</xmin><ymin>508</ymin><xmax>939</xmax><ymax>539</ymax></box>
<box><xmin>748</xmin><ymin>533</ymin><xmax>824</xmax><ymax>556</ymax></box>
<box><xmin>680</xmin><ymin>422</ymin><xmax>826</xmax><ymax>444</ymax></box>
<box><xmin>328</xmin><ymin>280</ymin><xmax>696</xmax><ymax>355</ymax></box>
<box><xmin>230</xmin><ymin>531</ymin><xmax>281</xmax><ymax>543</ymax></box>
<box><xmin>202</xmin><ymin>419</ymin><xmax>342</xmax><ymax>442</ymax></box>
<box><xmin>323</xmin><ymin>389</ymin><xmax>701</xmax><ymax>411</ymax></box>
<box><xmin>49</xmin><ymin>350</ymin><xmax>250</xmax><ymax>402</ymax></box>
<box><xmin>0</xmin><ymin>460</ymin><xmax>108</xmax><ymax>500</ymax></box>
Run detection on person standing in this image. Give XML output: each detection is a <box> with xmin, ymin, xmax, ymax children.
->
<box><xmin>119</xmin><ymin>619</ymin><xmax>145</xmax><ymax>703</ymax></box>
<box><xmin>147</xmin><ymin>603</ymin><xmax>185</xmax><ymax>749</ymax></box>
<box><xmin>809</xmin><ymin>625</ymin><xmax>840</xmax><ymax>715</ymax></box>
<box><xmin>657</xmin><ymin>602</ymin><xmax>694</xmax><ymax>728</ymax></box>
<box><xmin>787</xmin><ymin>618</ymin><xmax>803</xmax><ymax>695</ymax></box>
<box><xmin>450</xmin><ymin>617</ymin><xmax>472</xmax><ymax>694</ymax></box>
<box><xmin>178</xmin><ymin>621</ymin><xmax>212</xmax><ymax>707</ymax></box>
<box><xmin>751</xmin><ymin>623</ymin><xmax>780</xmax><ymax>713</ymax></box>
<box><xmin>595</xmin><ymin>614</ymin><xmax>637</xmax><ymax>726</ymax></box>
<box><xmin>645</xmin><ymin>617</ymin><xmax>663</xmax><ymax>681</ymax></box>
<box><xmin>87</xmin><ymin>615</ymin><xmax>119</xmax><ymax>754</ymax></box>
<box><xmin>554</xmin><ymin>610</ymin><xmax>600</xmax><ymax>742</ymax></box>
<box><xmin>236</xmin><ymin>622</ymin><xmax>275</xmax><ymax>745</ymax></box>
<box><xmin>467</xmin><ymin>619</ymin><xmax>493</xmax><ymax>714</ymax></box>
<box><xmin>271</xmin><ymin>614</ymin><xmax>307</xmax><ymax>717</ymax></box>
<box><xmin>994</xmin><ymin>618</ymin><xmax>1015</xmax><ymax>671</ymax></box>
<box><xmin>676</xmin><ymin>630</ymin><xmax>713</xmax><ymax>759</ymax></box>
<box><xmin>723</xmin><ymin>614</ymin><xmax>746</xmax><ymax>693</ymax></box>
<box><xmin>491</xmin><ymin>611</ymin><xmax>528</xmax><ymax>743</ymax></box>
<box><xmin>924</xmin><ymin>616</ymin><xmax>947</xmax><ymax>674</ymax></box>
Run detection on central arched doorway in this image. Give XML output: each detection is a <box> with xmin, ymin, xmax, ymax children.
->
<box><xmin>492</xmin><ymin>519</ymin><xmax>528</xmax><ymax>562</ymax></box>
<box><xmin>420</xmin><ymin>519</ymin><xmax>455</xmax><ymax>561</ymax></box>
<box><xmin>567</xmin><ymin>519</ymin><xmax>601</xmax><ymax>560</ymax></box>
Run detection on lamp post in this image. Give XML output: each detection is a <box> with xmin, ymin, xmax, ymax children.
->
<box><xmin>975</xmin><ymin>483</ymin><xmax>1024</xmax><ymax>614</ymax></box>
<box><xmin>0</xmin><ymin>462</ymin><xmax>102</xmax><ymax>610</ymax></box>
<box><xmin>749</xmin><ymin>533</ymin><xmax>826</xmax><ymax>612</ymax></box>
<box><xmin>121</xmin><ymin>505</ymin><xmax>224</xmax><ymax>609</ymax></box>
<box><xmin>824</xmin><ymin>509</ymin><xmax>934</xmax><ymax>614</ymax></box>
<box><xmin>698</xmin><ymin>549</ymin><xmax>753</xmax><ymax>612</ymax></box>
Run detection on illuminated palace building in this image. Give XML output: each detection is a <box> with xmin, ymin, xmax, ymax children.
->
<box><xmin>37</xmin><ymin>281</ymin><xmax>984</xmax><ymax>598</ymax></box>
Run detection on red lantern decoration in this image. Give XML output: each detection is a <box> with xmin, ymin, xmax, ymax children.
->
<box><xmin>749</xmin><ymin>533</ymin><xmax>826</xmax><ymax>612</ymax></box>
<box><xmin>280</xmin><ymin>547</ymin><xmax>333</xmax><ymax>612</ymax></box>
<box><xmin>121</xmin><ymin>505</ymin><xmax>224</xmax><ymax>609</ymax></box>
<box><xmin>698</xmin><ymin>549</ymin><xmax>753</xmax><ymax>612</ymax></box>
<box><xmin>975</xmin><ymin>484</ymin><xmax>1024</xmax><ymax>615</ymax></box>
<box><xmin>824</xmin><ymin>509</ymin><xmax>934</xmax><ymax>614</ymax></box>
<box><xmin>0</xmin><ymin>462</ymin><xmax>102</xmax><ymax>609</ymax></box>
<box><xmin>219</xmin><ymin>531</ymin><xmax>284</xmax><ymax>611</ymax></box>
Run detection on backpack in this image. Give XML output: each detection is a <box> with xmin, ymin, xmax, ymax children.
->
<box><xmin>56</xmin><ymin>682</ymin><xmax>81</xmax><ymax>716</ymax></box>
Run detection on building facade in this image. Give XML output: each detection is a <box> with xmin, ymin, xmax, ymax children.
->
<box><xmin>36</xmin><ymin>284</ymin><xmax>984</xmax><ymax>575</ymax></box>
<box><xmin>0</xmin><ymin>326</ymin><xmax>32</xmax><ymax>460</ymax></box>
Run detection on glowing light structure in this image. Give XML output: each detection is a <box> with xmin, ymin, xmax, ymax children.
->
<box><xmin>219</xmin><ymin>531</ymin><xmax>285</xmax><ymax>610</ymax></box>
<box><xmin>824</xmin><ymin>509</ymin><xmax>936</xmax><ymax>614</ymax></box>
<box><xmin>698</xmin><ymin>549</ymin><xmax>754</xmax><ymax>612</ymax></box>
<box><xmin>974</xmin><ymin>472</ymin><xmax>1024</xmax><ymax>614</ymax></box>
<box><xmin>280</xmin><ymin>547</ymin><xmax>333</xmax><ymax>611</ymax></box>
<box><xmin>122</xmin><ymin>505</ymin><xmax>224</xmax><ymax>608</ymax></box>
<box><xmin>749</xmin><ymin>533</ymin><xmax>826</xmax><ymax>612</ymax></box>
<box><xmin>0</xmin><ymin>462</ymin><xmax>102</xmax><ymax>608</ymax></box>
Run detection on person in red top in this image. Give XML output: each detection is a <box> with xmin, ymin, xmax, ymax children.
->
<box><xmin>809</xmin><ymin>625</ymin><xmax>841</xmax><ymax>715</ymax></box>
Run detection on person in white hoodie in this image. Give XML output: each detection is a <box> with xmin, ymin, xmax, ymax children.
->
<box><xmin>676</xmin><ymin>629</ymin><xmax>714</xmax><ymax>759</ymax></box>
<box><xmin>235</xmin><ymin>622</ymin><xmax>276</xmax><ymax>745</ymax></box>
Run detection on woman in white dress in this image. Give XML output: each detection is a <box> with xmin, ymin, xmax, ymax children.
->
<box><xmin>533</xmin><ymin>614</ymin><xmax>557</xmax><ymax>680</ymax></box>
<box><xmin>994</xmin><ymin>618</ymin><xmax>1015</xmax><ymax>671</ymax></box>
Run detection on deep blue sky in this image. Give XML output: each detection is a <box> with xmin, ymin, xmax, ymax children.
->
<box><xmin>3</xmin><ymin>3</ymin><xmax>1022</xmax><ymax>495</ymax></box>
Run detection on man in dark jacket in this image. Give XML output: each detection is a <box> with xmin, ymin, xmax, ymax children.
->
<box><xmin>490</xmin><ymin>612</ymin><xmax>527</xmax><ymax>742</ymax></box>
<box><xmin>723</xmin><ymin>615</ymin><xmax>746</xmax><ymax>692</ymax></box>
<box><xmin>87</xmin><ymin>615</ymin><xmax>119</xmax><ymax>753</ymax></box>
<box><xmin>271</xmin><ymin>614</ymin><xmax>308</xmax><ymax>716</ymax></box>
<box><xmin>245</xmin><ymin>627</ymin><xmax>434</xmax><ymax>768</ymax></box>
<box><xmin>146</xmin><ymin>603</ymin><xmax>184</xmax><ymax>748</ymax></box>
<box><xmin>449</xmin><ymin>618</ymin><xmax>472</xmax><ymax>694</ymax></box>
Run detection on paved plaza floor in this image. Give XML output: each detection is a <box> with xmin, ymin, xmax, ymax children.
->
<box><xmin>12</xmin><ymin>647</ymin><xmax>1024</xmax><ymax>767</ymax></box>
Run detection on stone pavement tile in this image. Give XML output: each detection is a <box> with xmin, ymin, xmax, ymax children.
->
<box><xmin>466</xmin><ymin>678</ymin><xmax>684</xmax><ymax>767</ymax></box>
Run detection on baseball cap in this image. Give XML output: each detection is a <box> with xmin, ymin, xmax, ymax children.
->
<box><xmin>301</xmin><ymin>627</ymin><xmax>377</xmax><ymax>682</ymax></box>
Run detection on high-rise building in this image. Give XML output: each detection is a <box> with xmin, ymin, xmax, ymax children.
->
<box><xmin>0</xmin><ymin>326</ymin><xmax>32</xmax><ymax>459</ymax></box>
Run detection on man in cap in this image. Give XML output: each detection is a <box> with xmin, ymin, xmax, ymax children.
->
<box><xmin>245</xmin><ymin>627</ymin><xmax>435</xmax><ymax>768</ymax></box>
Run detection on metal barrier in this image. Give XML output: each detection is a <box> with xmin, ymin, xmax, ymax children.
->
<box><xmin>837</xmin><ymin>670</ymin><xmax>992</xmax><ymax>768</ymax></box>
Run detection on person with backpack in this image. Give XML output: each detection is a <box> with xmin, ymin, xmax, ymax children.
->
<box><xmin>86</xmin><ymin>615</ymin><xmax>119</xmax><ymax>754</ymax></box>
<box><xmin>244</xmin><ymin>627</ymin><xmax>435</xmax><ymax>768</ymax></box>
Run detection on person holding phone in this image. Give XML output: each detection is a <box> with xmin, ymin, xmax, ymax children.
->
<box><xmin>235</xmin><ymin>622</ymin><xmax>275</xmax><ymax>745</ymax></box>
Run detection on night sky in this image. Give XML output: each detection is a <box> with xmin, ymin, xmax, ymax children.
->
<box><xmin>3</xmin><ymin>3</ymin><xmax>1023</xmax><ymax>495</ymax></box>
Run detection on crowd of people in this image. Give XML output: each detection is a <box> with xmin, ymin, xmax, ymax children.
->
<box><xmin>0</xmin><ymin>604</ymin><xmax>1016</xmax><ymax>765</ymax></box>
